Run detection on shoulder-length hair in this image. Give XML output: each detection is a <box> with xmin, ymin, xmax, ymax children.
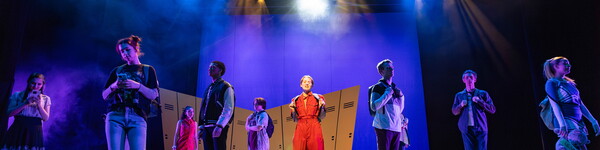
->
<box><xmin>180</xmin><ymin>106</ymin><xmax>194</xmax><ymax>120</ymax></box>
<box><xmin>21</xmin><ymin>73</ymin><xmax>45</xmax><ymax>101</ymax></box>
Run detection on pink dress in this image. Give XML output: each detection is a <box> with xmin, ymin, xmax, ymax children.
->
<box><xmin>176</xmin><ymin>118</ymin><xmax>197</xmax><ymax>150</ymax></box>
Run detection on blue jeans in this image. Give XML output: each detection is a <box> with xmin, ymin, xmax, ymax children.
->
<box><xmin>461</xmin><ymin>126</ymin><xmax>487</xmax><ymax>150</ymax></box>
<box><xmin>105</xmin><ymin>108</ymin><xmax>147</xmax><ymax>150</ymax></box>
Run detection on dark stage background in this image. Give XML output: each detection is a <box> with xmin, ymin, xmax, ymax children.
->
<box><xmin>2</xmin><ymin>0</ymin><xmax>600</xmax><ymax>149</ymax></box>
<box><xmin>417</xmin><ymin>0</ymin><xmax>600</xmax><ymax>149</ymax></box>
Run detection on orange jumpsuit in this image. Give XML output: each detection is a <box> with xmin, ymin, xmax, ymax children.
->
<box><xmin>291</xmin><ymin>92</ymin><xmax>325</xmax><ymax>150</ymax></box>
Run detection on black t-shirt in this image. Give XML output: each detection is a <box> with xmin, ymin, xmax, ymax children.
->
<box><xmin>104</xmin><ymin>64</ymin><xmax>158</xmax><ymax>107</ymax></box>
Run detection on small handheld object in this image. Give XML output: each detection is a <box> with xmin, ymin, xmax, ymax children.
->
<box><xmin>28</xmin><ymin>90</ymin><xmax>41</xmax><ymax>105</ymax></box>
<box><xmin>29</xmin><ymin>90</ymin><xmax>41</xmax><ymax>98</ymax></box>
<box><xmin>117</xmin><ymin>73</ymin><xmax>128</xmax><ymax>82</ymax></box>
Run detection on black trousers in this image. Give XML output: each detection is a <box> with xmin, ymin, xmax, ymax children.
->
<box><xmin>201</xmin><ymin>126</ymin><xmax>230</xmax><ymax>150</ymax></box>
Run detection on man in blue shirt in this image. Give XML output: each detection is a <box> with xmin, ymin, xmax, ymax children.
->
<box><xmin>451</xmin><ymin>70</ymin><xmax>496</xmax><ymax>150</ymax></box>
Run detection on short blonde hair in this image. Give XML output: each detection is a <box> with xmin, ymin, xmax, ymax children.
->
<box><xmin>377</xmin><ymin>59</ymin><xmax>393</xmax><ymax>72</ymax></box>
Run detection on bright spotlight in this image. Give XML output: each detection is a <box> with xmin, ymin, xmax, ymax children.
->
<box><xmin>296</xmin><ymin>0</ymin><xmax>330</xmax><ymax>21</ymax></box>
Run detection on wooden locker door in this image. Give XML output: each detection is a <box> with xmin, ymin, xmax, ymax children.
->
<box><xmin>266</xmin><ymin>106</ymin><xmax>283</xmax><ymax>150</ymax></box>
<box><xmin>321</xmin><ymin>91</ymin><xmax>341</xmax><ymax>150</ymax></box>
<box><xmin>336</xmin><ymin>85</ymin><xmax>360</xmax><ymax>150</ymax></box>
<box><xmin>229</xmin><ymin>107</ymin><xmax>252</xmax><ymax>150</ymax></box>
<box><xmin>195</xmin><ymin>97</ymin><xmax>204</xmax><ymax>150</ymax></box>
<box><xmin>176</xmin><ymin>93</ymin><xmax>196</xmax><ymax>120</ymax></box>
<box><xmin>160</xmin><ymin>88</ymin><xmax>179</xmax><ymax>150</ymax></box>
<box><xmin>281</xmin><ymin>105</ymin><xmax>296</xmax><ymax>150</ymax></box>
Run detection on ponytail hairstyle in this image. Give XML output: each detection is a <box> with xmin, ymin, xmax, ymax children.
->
<box><xmin>543</xmin><ymin>56</ymin><xmax>575</xmax><ymax>83</ymax></box>
<box><xmin>115</xmin><ymin>35</ymin><xmax>144</xmax><ymax>56</ymax></box>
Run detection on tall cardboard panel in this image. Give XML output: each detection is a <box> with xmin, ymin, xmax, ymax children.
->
<box><xmin>160</xmin><ymin>88</ymin><xmax>179</xmax><ymax>150</ymax></box>
<box><xmin>321</xmin><ymin>91</ymin><xmax>341</xmax><ymax>150</ymax></box>
<box><xmin>196</xmin><ymin>97</ymin><xmax>204</xmax><ymax>150</ymax></box>
<box><xmin>177</xmin><ymin>93</ymin><xmax>196</xmax><ymax>117</ymax></box>
<box><xmin>228</xmin><ymin>107</ymin><xmax>252</xmax><ymax>150</ymax></box>
<box><xmin>281</xmin><ymin>105</ymin><xmax>296</xmax><ymax>150</ymax></box>
<box><xmin>266</xmin><ymin>106</ymin><xmax>283</xmax><ymax>150</ymax></box>
<box><xmin>336</xmin><ymin>86</ymin><xmax>359</xmax><ymax>149</ymax></box>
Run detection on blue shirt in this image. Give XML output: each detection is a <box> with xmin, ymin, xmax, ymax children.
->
<box><xmin>452</xmin><ymin>89</ymin><xmax>496</xmax><ymax>132</ymax></box>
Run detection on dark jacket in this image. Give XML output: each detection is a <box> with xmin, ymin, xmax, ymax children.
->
<box><xmin>199</xmin><ymin>78</ymin><xmax>234</xmax><ymax>125</ymax></box>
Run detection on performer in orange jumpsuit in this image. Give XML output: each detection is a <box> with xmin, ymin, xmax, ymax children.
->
<box><xmin>289</xmin><ymin>75</ymin><xmax>326</xmax><ymax>150</ymax></box>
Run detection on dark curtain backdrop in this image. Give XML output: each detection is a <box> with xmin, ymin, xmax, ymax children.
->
<box><xmin>0</xmin><ymin>0</ymin><xmax>26</xmax><ymax>143</ymax></box>
<box><xmin>0</xmin><ymin>0</ymin><xmax>201</xmax><ymax>149</ymax></box>
<box><xmin>418</xmin><ymin>0</ymin><xmax>600</xmax><ymax>149</ymax></box>
<box><xmin>3</xmin><ymin>0</ymin><xmax>600</xmax><ymax>149</ymax></box>
<box><xmin>523</xmin><ymin>0</ymin><xmax>600</xmax><ymax>149</ymax></box>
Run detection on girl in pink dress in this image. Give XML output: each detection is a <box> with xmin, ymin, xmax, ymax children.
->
<box><xmin>173</xmin><ymin>106</ymin><xmax>198</xmax><ymax>150</ymax></box>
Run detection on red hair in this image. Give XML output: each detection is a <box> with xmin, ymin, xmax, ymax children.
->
<box><xmin>115</xmin><ymin>35</ymin><xmax>144</xmax><ymax>56</ymax></box>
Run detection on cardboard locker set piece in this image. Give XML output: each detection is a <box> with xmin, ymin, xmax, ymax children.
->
<box><xmin>159</xmin><ymin>85</ymin><xmax>359</xmax><ymax>150</ymax></box>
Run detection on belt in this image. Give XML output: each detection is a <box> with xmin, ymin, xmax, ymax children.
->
<box><xmin>202</xmin><ymin>119</ymin><xmax>218</xmax><ymax>124</ymax></box>
<box><xmin>297</xmin><ymin>116</ymin><xmax>318</xmax><ymax>119</ymax></box>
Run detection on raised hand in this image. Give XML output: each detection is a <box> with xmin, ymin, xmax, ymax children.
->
<box><xmin>318</xmin><ymin>99</ymin><xmax>326</xmax><ymax>108</ymax></box>
<box><xmin>460</xmin><ymin>100</ymin><xmax>467</xmax><ymax>107</ymax></box>
<box><xmin>27</xmin><ymin>96</ymin><xmax>40</xmax><ymax>106</ymax></box>
<box><xmin>385</xmin><ymin>86</ymin><xmax>394</xmax><ymax>96</ymax></box>
<box><xmin>472</xmin><ymin>96</ymin><xmax>482</xmax><ymax>103</ymax></box>
<box><xmin>289</xmin><ymin>100</ymin><xmax>296</xmax><ymax>110</ymax></box>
